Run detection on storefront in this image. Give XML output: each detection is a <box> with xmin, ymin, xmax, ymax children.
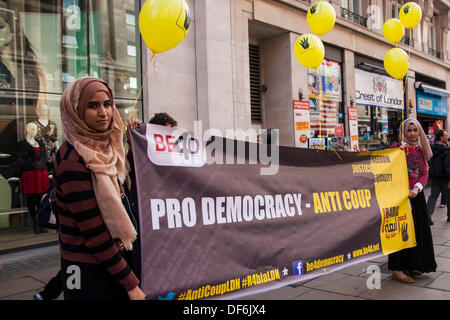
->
<box><xmin>301</xmin><ymin>44</ymin><xmax>346</xmax><ymax>150</ymax></box>
<box><xmin>0</xmin><ymin>0</ymin><xmax>142</xmax><ymax>251</ymax></box>
<box><xmin>354</xmin><ymin>68</ymin><xmax>404</xmax><ymax>151</ymax></box>
<box><xmin>415</xmin><ymin>82</ymin><xmax>450</xmax><ymax>144</ymax></box>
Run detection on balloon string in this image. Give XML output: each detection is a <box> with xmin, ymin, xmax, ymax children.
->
<box><xmin>130</xmin><ymin>52</ymin><xmax>156</xmax><ymax>118</ymax></box>
<box><xmin>318</xmin><ymin>65</ymin><xmax>322</xmax><ymax>147</ymax></box>
<box><xmin>401</xmin><ymin>29</ymin><xmax>412</xmax><ymax>145</ymax></box>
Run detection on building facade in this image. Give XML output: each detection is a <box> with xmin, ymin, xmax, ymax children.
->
<box><xmin>0</xmin><ymin>0</ymin><xmax>449</xmax><ymax>247</ymax></box>
<box><xmin>0</xmin><ymin>0</ymin><xmax>143</xmax><ymax>245</ymax></box>
<box><xmin>146</xmin><ymin>0</ymin><xmax>449</xmax><ymax>149</ymax></box>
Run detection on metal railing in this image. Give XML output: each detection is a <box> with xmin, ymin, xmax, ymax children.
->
<box><xmin>400</xmin><ymin>35</ymin><xmax>410</xmax><ymax>46</ymax></box>
<box><xmin>340</xmin><ymin>7</ymin><xmax>367</xmax><ymax>27</ymax></box>
<box><xmin>428</xmin><ymin>47</ymin><xmax>441</xmax><ymax>59</ymax></box>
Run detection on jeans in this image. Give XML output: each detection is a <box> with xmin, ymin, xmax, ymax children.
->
<box><xmin>426</xmin><ymin>178</ymin><xmax>450</xmax><ymax>219</ymax></box>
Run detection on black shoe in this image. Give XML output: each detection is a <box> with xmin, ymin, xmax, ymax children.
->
<box><xmin>33</xmin><ymin>226</ymin><xmax>42</xmax><ymax>234</ymax></box>
<box><xmin>430</xmin><ymin>220</ymin><xmax>434</xmax><ymax>225</ymax></box>
<box><xmin>39</xmin><ymin>227</ymin><xmax>48</xmax><ymax>233</ymax></box>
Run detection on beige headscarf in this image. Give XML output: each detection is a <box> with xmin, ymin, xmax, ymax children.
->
<box><xmin>60</xmin><ymin>77</ymin><xmax>137</xmax><ymax>250</ymax></box>
<box><xmin>400</xmin><ymin>118</ymin><xmax>433</xmax><ymax>162</ymax></box>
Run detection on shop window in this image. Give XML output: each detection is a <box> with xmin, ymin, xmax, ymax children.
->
<box><xmin>0</xmin><ymin>1</ymin><xmax>142</xmax><ymax>240</ymax></box>
<box><xmin>427</xmin><ymin>15</ymin><xmax>441</xmax><ymax>59</ymax></box>
<box><xmin>357</xmin><ymin>106</ymin><xmax>402</xmax><ymax>151</ymax></box>
<box><xmin>391</xmin><ymin>0</ymin><xmax>404</xmax><ymax>19</ymax></box>
<box><xmin>307</xmin><ymin>59</ymin><xmax>342</xmax><ymax>140</ymax></box>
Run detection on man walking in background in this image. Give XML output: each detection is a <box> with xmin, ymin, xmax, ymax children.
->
<box><xmin>426</xmin><ymin>130</ymin><xmax>450</xmax><ymax>225</ymax></box>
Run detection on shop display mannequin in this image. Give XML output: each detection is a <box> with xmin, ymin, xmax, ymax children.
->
<box><xmin>34</xmin><ymin>104</ymin><xmax>58</xmax><ymax>172</ymax></box>
<box><xmin>16</xmin><ymin>122</ymin><xmax>49</xmax><ymax>234</ymax></box>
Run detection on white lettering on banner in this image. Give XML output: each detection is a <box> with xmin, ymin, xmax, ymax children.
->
<box><xmin>355</xmin><ymin>69</ymin><xmax>403</xmax><ymax>110</ymax></box>
<box><xmin>149</xmin><ymin>194</ymin><xmax>303</xmax><ymax>230</ymax></box>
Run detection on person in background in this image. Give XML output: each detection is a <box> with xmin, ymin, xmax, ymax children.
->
<box><xmin>439</xmin><ymin>136</ymin><xmax>450</xmax><ymax>209</ymax></box>
<box><xmin>258</xmin><ymin>128</ymin><xmax>278</xmax><ymax>145</ymax></box>
<box><xmin>54</xmin><ymin>77</ymin><xmax>145</xmax><ymax>300</ymax></box>
<box><xmin>124</xmin><ymin>112</ymin><xmax>179</xmax><ymax>282</ymax></box>
<box><xmin>426</xmin><ymin>130</ymin><xmax>450</xmax><ymax>225</ymax></box>
<box><xmin>148</xmin><ymin>112</ymin><xmax>178</xmax><ymax>127</ymax></box>
<box><xmin>388</xmin><ymin>118</ymin><xmax>437</xmax><ymax>283</ymax></box>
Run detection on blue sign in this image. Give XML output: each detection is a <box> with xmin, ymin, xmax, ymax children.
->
<box><xmin>417</xmin><ymin>90</ymin><xmax>447</xmax><ymax>117</ymax></box>
<box><xmin>292</xmin><ymin>260</ymin><xmax>304</xmax><ymax>276</ymax></box>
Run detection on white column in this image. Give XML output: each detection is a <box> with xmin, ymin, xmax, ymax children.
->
<box><xmin>343</xmin><ymin>49</ymin><xmax>355</xmax><ymax>136</ymax></box>
<box><xmin>195</xmin><ymin>0</ymin><xmax>234</xmax><ymax>132</ymax></box>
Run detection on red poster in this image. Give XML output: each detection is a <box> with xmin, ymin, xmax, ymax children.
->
<box><xmin>335</xmin><ymin>124</ymin><xmax>344</xmax><ymax>137</ymax></box>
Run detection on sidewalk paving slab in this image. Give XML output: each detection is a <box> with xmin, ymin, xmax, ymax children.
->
<box><xmin>301</xmin><ymin>274</ymin><xmax>372</xmax><ymax>297</ymax></box>
<box><xmin>293</xmin><ymin>289</ymin><xmax>366</xmax><ymax>300</ymax></box>
<box><xmin>359</xmin><ymin>279</ymin><xmax>450</xmax><ymax>300</ymax></box>
<box><xmin>438</xmin><ymin>247</ymin><xmax>450</xmax><ymax>258</ymax></box>
<box><xmin>427</xmin><ymin>272</ymin><xmax>450</xmax><ymax>291</ymax></box>
<box><xmin>434</xmin><ymin>245</ymin><xmax>449</xmax><ymax>255</ymax></box>
<box><xmin>0</xmin><ymin>277</ymin><xmax>44</xmax><ymax>299</ymax></box>
<box><xmin>435</xmin><ymin>256</ymin><xmax>450</xmax><ymax>272</ymax></box>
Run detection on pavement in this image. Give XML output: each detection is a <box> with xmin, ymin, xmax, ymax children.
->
<box><xmin>1</xmin><ymin>188</ymin><xmax>450</xmax><ymax>300</ymax></box>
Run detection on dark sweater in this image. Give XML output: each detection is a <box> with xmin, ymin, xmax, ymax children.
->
<box><xmin>16</xmin><ymin>139</ymin><xmax>47</xmax><ymax>172</ymax></box>
<box><xmin>429</xmin><ymin>143</ymin><xmax>450</xmax><ymax>180</ymax></box>
<box><xmin>54</xmin><ymin>141</ymin><xmax>139</xmax><ymax>292</ymax></box>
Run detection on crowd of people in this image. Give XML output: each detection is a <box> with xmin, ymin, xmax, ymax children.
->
<box><xmin>30</xmin><ymin>76</ymin><xmax>447</xmax><ymax>299</ymax></box>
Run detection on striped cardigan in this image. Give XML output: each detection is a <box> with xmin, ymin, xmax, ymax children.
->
<box><xmin>54</xmin><ymin>141</ymin><xmax>139</xmax><ymax>292</ymax></box>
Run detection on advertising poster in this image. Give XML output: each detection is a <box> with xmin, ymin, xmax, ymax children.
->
<box><xmin>293</xmin><ymin>100</ymin><xmax>310</xmax><ymax>148</ymax></box>
<box><xmin>308</xmin><ymin>59</ymin><xmax>342</xmax><ymax>102</ymax></box>
<box><xmin>327</xmin><ymin>136</ymin><xmax>350</xmax><ymax>151</ymax></box>
<box><xmin>131</xmin><ymin>124</ymin><xmax>415</xmax><ymax>300</ymax></box>
<box><xmin>348</xmin><ymin>106</ymin><xmax>359</xmax><ymax>152</ymax></box>
<box><xmin>335</xmin><ymin>123</ymin><xmax>344</xmax><ymax>137</ymax></box>
<box><xmin>308</xmin><ymin>137</ymin><xmax>326</xmax><ymax>149</ymax></box>
<box><xmin>309</xmin><ymin>99</ymin><xmax>338</xmax><ymax>136</ymax></box>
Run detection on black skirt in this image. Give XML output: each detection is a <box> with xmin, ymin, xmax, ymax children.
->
<box><xmin>388</xmin><ymin>191</ymin><xmax>437</xmax><ymax>273</ymax></box>
<box><xmin>61</xmin><ymin>247</ymin><xmax>140</xmax><ymax>300</ymax></box>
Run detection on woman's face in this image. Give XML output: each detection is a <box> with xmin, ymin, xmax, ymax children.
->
<box><xmin>406</xmin><ymin>124</ymin><xmax>419</xmax><ymax>143</ymax></box>
<box><xmin>84</xmin><ymin>91</ymin><xmax>113</xmax><ymax>132</ymax></box>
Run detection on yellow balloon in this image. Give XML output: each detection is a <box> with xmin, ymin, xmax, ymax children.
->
<box><xmin>382</xmin><ymin>18</ymin><xmax>405</xmax><ymax>44</ymax></box>
<box><xmin>307</xmin><ymin>1</ymin><xmax>336</xmax><ymax>36</ymax></box>
<box><xmin>294</xmin><ymin>34</ymin><xmax>325</xmax><ymax>69</ymax></box>
<box><xmin>384</xmin><ymin>48</ymin><xmax>409</xmax><ymax>80</ymax></box>
<box><xmin>399</xmin><ymin>2</ymin><xmax>422</xmax><ymax>29</ymax></box>
<box><xmin>139</xmin><ymin>0</ymin><xmax>191</xmax><ymax>54</ymax></box>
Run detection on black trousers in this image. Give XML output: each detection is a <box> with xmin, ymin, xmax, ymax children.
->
<box><xmin>26</xmin><ymin>193</ymin><xmax>41</xmax><ymax>217</ymax></box>
<box><xmin>61</xmin><ymin>260</ymin><xmax>129</xmax><ymax>300</ymax></box>
<box><xmin>426</xmin><ymin>178</ymin><xmax>450</xmax><ymax>219</ymax></box>
<box><xmin>39</xmin><ymin>270</ymin><xmax>62</xmax><ymax>300</ymax></box>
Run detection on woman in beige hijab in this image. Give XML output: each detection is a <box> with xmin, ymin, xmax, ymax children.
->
<box><xmin>388</xmin><ymin>118</ymin><xmax>437</xmax><ymax>283</ymax></box>
<box><xmin>54</xmin><ymin>77</ymin><xmax>145</xmax><ymax>300</ymax></box>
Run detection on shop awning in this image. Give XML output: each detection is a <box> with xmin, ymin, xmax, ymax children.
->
<box><xmin>415</xmin><ymin>82</ymin><xmax>450</xmax><ymax>98</ymax></box>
